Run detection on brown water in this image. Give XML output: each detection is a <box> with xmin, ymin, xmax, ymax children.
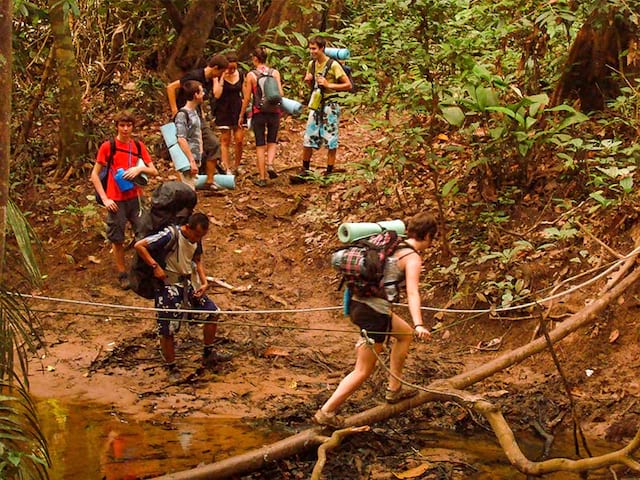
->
<box><xmin>37</xmin><ymin>398</ymin><xmax>286</xmax><ymax>479</ymax></box>
<box><xmin>38</xmin><ymin>398</ymin><xmax>629</xmax><ymax>479</ymax></box>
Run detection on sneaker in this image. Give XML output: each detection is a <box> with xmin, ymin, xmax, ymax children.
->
<box><xmin>252</xmin><ymin>178</ymin><xmax>267</xmax><ymax>187</ymax></box>
<box><xmin>289</xmin><ymin>168</ymin><xmax>311</xmax><ymax>185</ymax></box>
<box><xmin>202</xmin><ymin>350</ymin><xmax>232</xmax><ymax>367</ymax></box>
<box><xmin>313</xmin><ymin>409</ymin><xmax>344</xmax><ymax>428</ymax></box>
<box><xmin>215</xmin><ymin>162</ymin><xmax>226</xmax><ymax>175</ymax></box>
<box><xmin>118</xmin><ymin>272</ymin><xmax>130</xmax><ymax>290</ymax></box>
<box><xmin>267</xmin><ymin>168</ymin><xmax>279</xmax><ymax>179</ymax></box>
<box><xmin>385</xmin><ymin>386</ymin><xmax>418</xmax><ymax>404</ymax></box>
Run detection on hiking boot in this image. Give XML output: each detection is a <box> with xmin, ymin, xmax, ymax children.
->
<box><xmin>215</xmin><ymin>162</ymin><xmax>227</xmax><ymax>175</ymax></box>
<box><xmin>289</xmin><ymin>168</ymin><xmax>311</xmax><ymax>185</ymax></box>
<box><xmin>202</xmin><ymin>350</ymin><xmax>232</xmax><ymax>367</ymax></box>
<box><xmin>118</xmin><ymin>272</ymin><xmax>130</xmax><ymax>290</ymax></box>
<box><xmin>267</xmin><ymin>167</ymin><xmax>279</xmax><ymax>179</ymax></box>
<box><xmin>385</xmin><ymin>386</ymin><xmax>418</xmax><ymax>404</ymax></box>
<box><xmin>165</xmin><ymin>363</ymin><xmax>181</xmax><ymax>382</ymax></box>
<box><xmin>313</xmin><ymin>409</ymin><xmax>344</xmax><ymax>428</ymax></box>
<box><xmin>252</xmin><ymin>178</ymin><xmax>267</xmax><ymax>187</ymax></box>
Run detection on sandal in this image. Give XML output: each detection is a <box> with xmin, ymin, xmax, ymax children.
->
<box><xmin>385</xmin><ymin>386</ymin><xmax>418</xmax><ymax>404</ymax></box>
<box><xmin>313</xmin><ymin>409</ymin><xmax>344</xmax><ymax>428</ymax></box>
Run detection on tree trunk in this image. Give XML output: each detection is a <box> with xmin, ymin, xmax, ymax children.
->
<box><xmin>237</xmin><ymin>0</ymin><xmax>345</xmax><ymax>58</ymax></box>
<box><xmin>48</xmin><ymin>0</ymin><xmax>86</xmax><ymax>171</ymax></box>
<box><xmin>164</xmin><ymin>0</ymin><xmax>218</xmax><ymax>80</ymax></box>
<box><xmin>160</xmin><ymin>0</ymin><xmax>184</xmax><ymax>33</ymax></box>
<box><xmin>551</xmin><ymin>9</ymin><xmax>638</xmax><ymax>111</ymax></box>
<box><xmin>0</xmin><ymin>0</ymin><xmax>11</xmax><ymax>279</ymax></box>
<box><xmin>151</xmin><ymin>261</ymin><xmax>640</xmax><ymax>480</ymax></box>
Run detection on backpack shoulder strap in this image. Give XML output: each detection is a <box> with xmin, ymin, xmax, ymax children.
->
<box><xmin>106</xmin><ymin>139</ymin><xmax>116</xmax><ymax>169</ymax></box>
<box><xmin>134</xmin><ymin>140</ymin><xmax>141</xmax><ymax>158</ymax></box>
<box><xmin>323</xmin><ymin>58</ymin><xmax>335</xmax><ymax>77</ymax></box>
<box><xmin>175</xmin><ymin>108</ymin><xmax>191</xmax><ymax>128</ymax></box>
<box><xmin>395</xmin><ymin>241</ymin><xmax>418</xmax><ymax>260</ymax></box>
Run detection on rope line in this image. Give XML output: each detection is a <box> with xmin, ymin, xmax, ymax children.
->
<box><xmin>7</xmin><ymin>243</ymin><xmax>638</xmax><ymax>320</ymax></box>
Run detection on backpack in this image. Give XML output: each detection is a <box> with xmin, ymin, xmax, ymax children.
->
<box><xmin>310</xmin><ymin>58</ymin><xmax>355</xmax><ymax>95</ymax></box>
<box><xmin>129</xmin><ymin>181</ymin><xmax>198</xmax><ymax>299</ymax></box>
<box><xmin>332</xmin><ymin>230</ymin><xmax>408</xmax><ymax>300</ymax></box>
<box><xmin>95</xmin><ymin>139</ymin><xmax>142</xmax><ymax>206</ymax></box>
<box><xmin>253</xmin><ymin>68</ymin><xmax>282</xmax><ymax>113</ymax></box>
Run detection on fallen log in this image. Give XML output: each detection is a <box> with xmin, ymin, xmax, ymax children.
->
<box><xmin>152</xmin><ymin>264</ymin><xmax>640</xmax><ymax>480</ymax></box>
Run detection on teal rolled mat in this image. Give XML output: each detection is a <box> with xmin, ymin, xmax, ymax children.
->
<box><xmin>281</xmin><ymin>97</ymin><xmax>303</xmax><ymax>116</ymax></box>
<box><xmin>338</xmin><ymin>220</ymin><xmax>406</xmax><ymax>243</ymax></box>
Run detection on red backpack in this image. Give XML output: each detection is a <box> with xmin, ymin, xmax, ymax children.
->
<box><xmin>332</xmin><ymin>230</ymin><xmax>406</xmax><ymax>299</ymax></box>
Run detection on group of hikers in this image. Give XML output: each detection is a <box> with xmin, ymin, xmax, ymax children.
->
<box><xmin>89</xmin><ymin>37</ymin><xmax>437</xmax><ymax>428</ymax></box>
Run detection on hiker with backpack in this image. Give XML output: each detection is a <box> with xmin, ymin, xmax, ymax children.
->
<box><xmin>313</xmin><ymin>213</ymin><xmax>437</xmax><ymax>428</ymax></box>
<box><xmin>174</xmin><ymin>80</ymin><xmax>206</xmax><ymax>189</ymax></box>
<box><xmin>90</xmin><ymin>110</ymin><xmax>158</xmax><ymax>290</ymax></box>
<box><xmin>166</xmin><ymin>54</ymin><xmax>228</xmax><ymax>191</ymax></box>
<box><xmin>290</xmin><ymin>36</ymin><xmax>352</xmax><ymax>184</ymax></box>
<box><xmin>212</xmin><ymin>51</ymin><xmax>246</xmax><ymax>176</ymax></box>
<box><xmin>133</xmin><ymin>212</ymin><xmax>231</xmax><ymax>375</ymax></box>
<box><xmin>239</xmin><ymin>46</ymin><xmax>284</xmax><ymax>187</ymax></box>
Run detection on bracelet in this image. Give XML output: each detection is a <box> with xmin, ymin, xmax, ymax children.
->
<box><xmin>414</xmin><ymin>324</ymin><xmax>424</xmax><ymax>329</ymax></box>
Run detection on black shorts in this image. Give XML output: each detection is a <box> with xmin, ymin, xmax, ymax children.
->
<box><xmin>350</xmin><ymin>299</ymin><xmax>391</xmax><ymax>344</ymax></box>
<box><xmin>251</xmin><ymin>112</ymin><xmax>280</xmax><ymax>146</ymax></box>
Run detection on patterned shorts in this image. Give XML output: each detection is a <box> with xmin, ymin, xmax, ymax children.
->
<box><xmin>303</xmin><ymin>103</ymin><xmax>340</xmax><ymax>150</ymax></box>
<box><xmin>155</xmin><ymin>283</ymin><xmax>218</xmax><ymax>336</ymax></box>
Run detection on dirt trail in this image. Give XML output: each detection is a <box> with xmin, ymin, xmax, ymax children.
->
<box><xmin>22</xmin><ymin>115</ymin><xmax>640</xmax><ymax>479</ymax></box>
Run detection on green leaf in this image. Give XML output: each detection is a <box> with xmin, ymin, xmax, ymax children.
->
<box><xmin>476</xmin><ymin>87</ymin><xmax>499</xmax><ymax>110</ymax></box>
<box><xmin>620</xmin><ymin>176</ymin><xmax>633</xmax><ymax>193</ymax></box>
<box><xmin>557</xmin><ymin>112</ymin><xmax>589</xmax><ymax>130</ymax></box>
<box><xmin>441</xmin><ymin>179</ymin><xmax>459</xmax><ymax>197</ymax></box>
<box><xmin>440</xmin><ymin>106</ymin><xmax>465</xmax><ymax>126</ymax></box>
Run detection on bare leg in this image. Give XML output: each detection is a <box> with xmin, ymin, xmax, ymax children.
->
<box><xmin>160</xmin><ymin>334</ymin><xmax>176</xmax><ymax>364</ymax></box>
<box><xmin>112</xmin><ymin>242</ymin><xmax>126</xmax><ymax>274</ymax></box>
<box><xmin>203</xmin><ymin>321</ymin><xmax>217</xmax><ymax>346</ymax></box>
<box><xmin>320</xmin><ymin>341</ymin><xmax>381</xmax><ymax>414</ymax></box>
<box><xmin>219</xmin><ymin>130</ymin><xmax>232</xmax><ymax>173</ymax></box>
<box><xmin>233</xmin><ymin>127</ymin><xmax>245</xmax><ymax>171</ymax></box>
<box><xmin>205</xmin><ymin>158</ymin><xmax>216</xmax><ymax>184</ymax></box>
<box><xmin>327</xmin><ymin>148</ymin><xmax>337</xmax><ymax>168</ymax></box>
<box><xmin>387</xmin><ymin>313</ymin><xmax>413</xmax><ymax>391</ymax></box>
<box><xmin>302</xmin><ymin>146</ymin><xmax>313</xmax><ymax>166</ymax></box>
<box><xmin>266</xmin><ymin>142</ymin><xmax>277</xmax><ymax>170</ymax></box>
<box><xmin>256</xmin><ymin>145</ymin><xmax>267</xmax><ymax>180</ymax></box>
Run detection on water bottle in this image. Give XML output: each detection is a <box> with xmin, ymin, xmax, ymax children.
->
<box><xmin>308</xmin><ymin>88</ymin><xmax>322</xmax><ymax>110</ymax></box>
<box><xmin>331</xmin><ymin>250</ymin><xmax>345</xmax><ymax>268</ymax></box>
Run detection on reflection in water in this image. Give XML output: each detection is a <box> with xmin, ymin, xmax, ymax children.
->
<box><xmin>37</xmin><ymin>399</ymin><xmax>628</xmax><ymax>479</ymax></box>
<box><xmin>37</xmin><ymin>399</ymin><xmax>285</xmax><ymax>479</ymax></box>
<box><xmin>417</xmin><ymin>429</ymin><xmax>624</xmax><ymax>479</ymax></box>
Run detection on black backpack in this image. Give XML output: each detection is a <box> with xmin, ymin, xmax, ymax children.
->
<box><xmin>129</xmin><ymin>181</ymin><xmax>198</xmax><ymax>299</ymax></box>
<box><xmin>310</xmin><ymin>58</ymin><xmax>355</xmax><ymax>94</ymax></box>
<box><xmin>252</xmin><ymin>68</ymin><xmax>282</xmax><ymax>113</ymax></box>
<box><xmin>94</xmin><ymin>139</ymin><xmax>141</xmax><ymax>206</ymax></box>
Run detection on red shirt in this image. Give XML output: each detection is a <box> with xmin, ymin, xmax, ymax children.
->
<box><xmin>96</xmin><ymin>138</ymin><xmax>152</xmax><ymax>201</ymax></box>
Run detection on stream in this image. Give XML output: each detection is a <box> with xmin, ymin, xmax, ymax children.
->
<box><xmin>38</xmin><ymin>399</ymin><xmax>628</xmax><ymax>479</ymax></box>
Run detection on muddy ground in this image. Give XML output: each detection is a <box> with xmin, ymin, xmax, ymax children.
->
<box><xmin>20</xmin><ymin>114</ymin><xmax>640</xmax><ymax>479</ymax></box>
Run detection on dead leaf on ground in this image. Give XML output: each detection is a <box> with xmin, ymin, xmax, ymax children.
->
<box><xmin>88</xmin><ymin>255</ymin><xmax>101</xmax><ymax>264</ymax></box>
<box><xmin>392</xmin><ymin>462</ymin><xmax>433</xmax><ymax>479</ymax></box>
<box><xmin>609</xmin><ymin>329</ymin><xmax>620</xmax><ymax>344</ymax></box>
<box><xmin>263</xmin><ymin>347</ymin><xmax>289</xmax><ymax>357</ymax></box>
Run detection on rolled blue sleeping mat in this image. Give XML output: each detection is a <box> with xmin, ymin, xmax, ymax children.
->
<box><xmin>280</xmin><ymin>97</ymin><xmax>303</xmax><ymax>116</ymax></box>
<box><xmin>168</xmin><ymin>143</ymin><xmax>191</xmax><ymax>172</ymax></box>
<box><xmin>325</xmin><ymin>48</ymin><xmax>350</xmax><ymax>60</ymax></box>
<box><xmin>338</xmin><ymin>220</ymin><xmax>406</xmax><ymax>243</ymax></box>
<box><xmin>160</xmin><ymin>122</ymin><xmax>177</xmax><ymax>147</ymax></box>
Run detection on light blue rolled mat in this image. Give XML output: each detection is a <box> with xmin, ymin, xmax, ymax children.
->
<box><xmin>281</xmin><ymin>97</ymin><xmax>303</xmax><ymax>116</ymax></box>
<box><xmin>325</xmin><ymin>48</ymin><xmax>350</xmax><ymax>60</ymax></box>
<box><xmin>338</xmin><ymin>220</ymin><xmax>406</xmax><ymax>243</ymax></box>
<box><xmin>160</xmin><ymin>122</ymin><xmax>177</xmax><ymax>147</ymax></box>
<box><xmin>168</xmin><ymin>144</ymin><xmax>191</xmax><ymax>172</ymax></box>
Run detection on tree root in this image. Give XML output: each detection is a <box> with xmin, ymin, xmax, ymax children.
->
<box><xmin>310</xmin><ymin>426</ymin><xmax>370</xmax><ymax>480</ymax></box>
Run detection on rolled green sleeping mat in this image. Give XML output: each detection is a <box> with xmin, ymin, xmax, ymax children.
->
<box><xmin>338</xmin><ymin>220</ymin><xmax>406</xmax><ymax>243</ymax></box>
